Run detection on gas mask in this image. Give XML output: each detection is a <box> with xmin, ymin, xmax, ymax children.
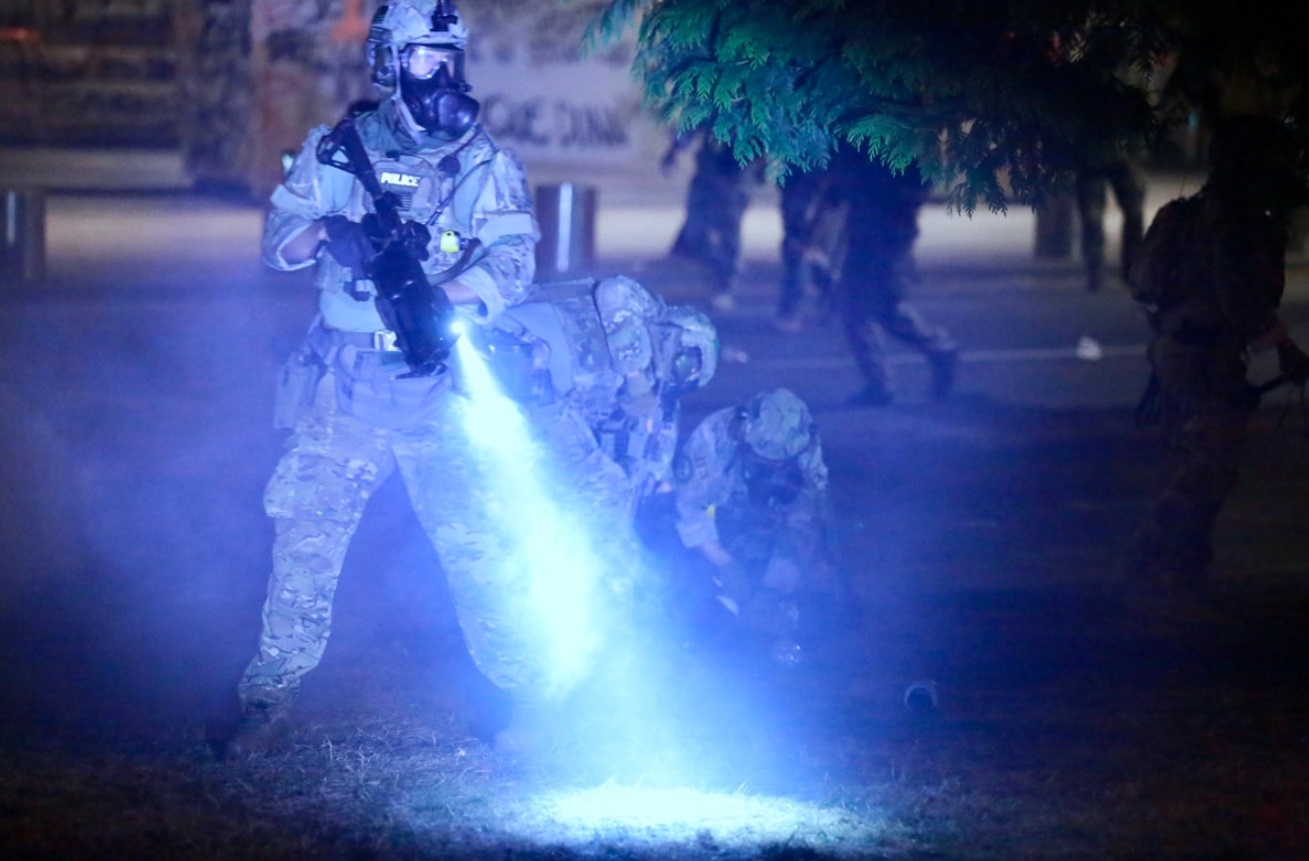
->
<box><xmin>398</xmin><ymin>43</ymin><xmax>479</xmax><ymax>139</ymax></box>
<box><xmin>741</xmin><ymin>449</ymin><xmax>806</xmax><ymax>507</ymax></box>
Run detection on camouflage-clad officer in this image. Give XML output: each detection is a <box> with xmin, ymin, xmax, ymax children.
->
<box><xmin>1123</xmin><ymin>115</ymin><xmax>1309</xmax><ymax>595</ymax></box>
<box><xmin>227</xmin><ymin>0</ymin><xmax>624</xmax><ymax>758</ymax></box>
<box><xmin>662</xmin><ymin>128</ymin><xmax>764</xmax><ymax>312</ymax></box>
<box><xmin>672</xmin><ymin>388</ymin><xmax>836</xmax><ymax>637</ymax></box>
<box><xmin>797</xmin><ymin>143</ymin><xmax>958</xmax><ymax>405</ymax></box>
<box><xmin>494</xmin><ymin>276</ymin><xmax>719</xmax><ymax>519</ymax></box>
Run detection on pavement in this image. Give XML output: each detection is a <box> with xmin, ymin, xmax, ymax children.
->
<box><xmin>5</xmin><ymin>143</ymin><xmax>1304</xmax><ymax>294</ymax></box>
<box><xmin>2</xmin><ymin>144</ymin><xmax>1309</xmax><ymax>605</ymax></box>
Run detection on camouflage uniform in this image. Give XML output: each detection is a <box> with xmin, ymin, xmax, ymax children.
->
<box><xmin>775</xmin><ymin>165</ymin><xmax>839</xmax><ymax>329</ymax></box>
<box><xmin>666</xmin><ymin>130</ymin><xmax>762</xmax><ymax>307</ymax></box>
<box><xmin>672</xmin><ymin>389</ymin><xmax>834</xmax><ymax>632</ymax></box>
<box><xmin>823</xmin><ymin>144</ymin><xmax>958</xmax><ymax>404</ymax></box>
<box><xmin>241</xmin><ymin>92</ymin><xmax>561</xmax><ymax>713</ymax></box>
<box><xmin>1123</xmin><ymin>116</ymin><xmax>1306</xmax><ymax>590</ymax></box>
<box><xmin>494</xmin><ymin>276</ymin><xmax>718</xmax><ymax>520</ymax></box>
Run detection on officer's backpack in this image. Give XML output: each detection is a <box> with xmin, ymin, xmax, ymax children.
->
<box><xmin>1127</xmin><ymin>194</ymin><xmax>1209</xmax><ymax>309</ymax></box>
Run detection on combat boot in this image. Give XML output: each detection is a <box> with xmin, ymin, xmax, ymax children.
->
<box><xmin>223</xmin><ymin>698</ymin><xmax>294</xmax><ymax>760</ymax></box>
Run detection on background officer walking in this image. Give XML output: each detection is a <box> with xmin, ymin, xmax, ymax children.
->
<box><xmin>662</xmin><ymin>126</ymin><xmax>764</xmax><ymax>313</ymax></box>
<box><xmin>815</xmin><ymin>143</ymin><xmax>959</xmax><ymax>406</ymax></box>
<box><xmin>1075</xmin><ymin>148</ymin><xmax>1147</xmax><ymax>294</ymax></box>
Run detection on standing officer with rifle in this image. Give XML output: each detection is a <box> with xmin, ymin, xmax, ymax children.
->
<box><xmin>225</xmin><ymin>0</ymin><xmax>577</xmax><ymax>759</ymax></box>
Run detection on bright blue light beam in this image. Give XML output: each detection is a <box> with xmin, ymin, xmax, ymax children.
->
<box><xmin>451</xmin><ymin>332</ymin><xmax>604</xmax><ymax>697</ymax></box>
<box><xmin>496</xmin><ymin>785</ymin><xmax>887</xmax><ymax>851</ymax></box>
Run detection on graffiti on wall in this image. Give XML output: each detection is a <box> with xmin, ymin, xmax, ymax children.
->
<box><xmin>0</xmin><ymin>0</ymin><xmax>179</xmax><ymax>146</ymax></box>
<box><xmin>460</xmin><ymin>0</ymin><xmax>648</xmax><ymax>163</ymax></box>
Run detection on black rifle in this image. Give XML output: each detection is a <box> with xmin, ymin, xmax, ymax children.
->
<box><xmin>316</xmin><ymin>116</ymin><xmax>475</xmax><ymax>377</ymax></box>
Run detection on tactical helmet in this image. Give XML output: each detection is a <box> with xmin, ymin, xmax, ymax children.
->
<box><xmin>647</xmin><ymin>305</ymin><xmax>718</xmax><ymax>397</ymax></box>
<box><xmin>740</xmin><ymin>388</ymin><xmax>814</xmax><ymax>460</ymax></box>
<box><xmin>595</xmin><ymin>276</ymin><xmax>664</xmax><ymax>375</ymax></box>
<box><xmin>367</xmin><ymin>1</ymin><xmax>478</xmax><ymax>138</ymax></box>
<box><xmin>595</xmin><ymin>275</ymin><xmax>665</xmax><ymax>331</ymax></box>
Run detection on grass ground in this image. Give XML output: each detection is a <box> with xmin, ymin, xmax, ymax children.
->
<box><xmin>3</xmin><ymin>579</ymin><xmax>1308</xmax><ymax>861</ymax></box>
<box><xmin>3</xmin><ymin>278</ymin><xmax>1309</xmax><ymax>860</ymax></box>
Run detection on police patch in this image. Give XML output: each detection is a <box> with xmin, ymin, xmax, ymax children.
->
<box><xmin>379</xmin><ymin>170</ymin><xmax>421</xmax><ymax>189</ymax></box>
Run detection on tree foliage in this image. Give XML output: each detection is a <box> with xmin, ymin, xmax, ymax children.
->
<box><xmin>589</xmin><ymin>0</ymin><xmax>1309</xmax><ymax>213</ymax></box>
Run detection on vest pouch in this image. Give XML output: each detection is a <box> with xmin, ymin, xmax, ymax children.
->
<box><xmin>273</xmin><ymin>344</ymin><xmax>327</xmax><ymax>431</ymax></box>
<box><xmin>332</xmin><ymin>345</ymin><xmax>449</xmax><ymax>429</ymax></box>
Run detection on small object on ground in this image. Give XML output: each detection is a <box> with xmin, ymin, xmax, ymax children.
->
<box><xmin>903</xmin><ymin>679</ymin><xmax>939</xmax><ymax>714</ymax></box>
<box><xmin>710</xmin><ymin>292</ymin><xmax>736</xmax><ymax>313</ymax></box>
<box><xmin>1076</xmin><ymin>336</ymin><xmax>1104</xmax><ymax>361</ymax></box>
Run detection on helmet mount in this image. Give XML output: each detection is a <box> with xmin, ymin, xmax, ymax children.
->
<box><xmin>367</xmin><ymin>1</ymin><xmax>478</xmax><ymax>138</ymax></box>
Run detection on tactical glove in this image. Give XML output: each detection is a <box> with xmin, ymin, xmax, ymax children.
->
<box><xmin>1277</xmin><ymin>339</ymin><xmax>1309</xmax><ymax>384</ymax></box>
<box><xmin>394</xmin><ymin>219</ymin><xmax>432</xmax><ymax>261</ymax></box>
<box><xmin>321</xmin><ymin>215</ymin><xmax>375</xmax><ymax>272</ymax></box>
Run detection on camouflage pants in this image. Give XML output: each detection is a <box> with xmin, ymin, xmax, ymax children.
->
<box><xmin>1124</xmin><ymin>335</ymin><xmax>1250</xmax><ymax>587</ymax></box>
<box><xmin>835</xmin><ymin>207</ymin><xmax>955</xmax><ymax>392</ymax></box>
<box><xmin>778</xmin><ymin>169</ymin><xmax>835</xmax><ymax>318</ymax></box>
<box><xmin>671</xmin><ymin>145</ymin><xmax>752</xmax><ymax>292</ymax></box>
<box><xmin>239</xmin><ymin>373</ymin><xmax>637</xmax><ymax>708</ymax></box>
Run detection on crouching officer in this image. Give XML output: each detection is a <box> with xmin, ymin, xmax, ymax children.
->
<box><xmin>492</xmin><ymin>275</ymin><xmax>719</xmax><ymax>520</ymax></box>
<box><xmin>669</xmin><ymin>389</ymin><xmax>847</xmax><ymax>654</ymax></box>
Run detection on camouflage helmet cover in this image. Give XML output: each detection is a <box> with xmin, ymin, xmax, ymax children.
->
<box><xmin>368</xmin><ymin>1</ymin><xmax>469</xmax><ymax>90</ymax></box>
<box><xmin>741</xmin><ymin>388</ymin><xmax>813</xmax><ymax>460</ymax></box>
<box><xmin>594</xmin><ymin>275</ymin><xmax>665</xmax><ymax>375</ymax></box>
<box><xmin>370</xmin><ymin>0</ymin><xmax>469</xmax><ymax>51</ymax></box>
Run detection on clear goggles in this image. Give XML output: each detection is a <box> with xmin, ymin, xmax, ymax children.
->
<box><xmin>400</xmin><ymin>44</ymin><xmax>461</xmax><ymax>81</ymax></box>
<box><xmin>669</xmin><ymin>346</ymin><xmax>703</xmax><ymax>386</ymax></box>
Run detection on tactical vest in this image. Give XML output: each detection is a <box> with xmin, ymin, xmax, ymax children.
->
<box><xmin>495</xmin><ymin>280</ymin><xmax>622</xmax><ymax>425</ymax></box>
<box><xmin>494</xmin><ymin>279</ymin><xmax>677</xmax><ymax>492</ymax></box>
<box><xmin>350</xmin><ymin>113</ymin><xmax>499</xmax><ymax>285</ymax></box>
